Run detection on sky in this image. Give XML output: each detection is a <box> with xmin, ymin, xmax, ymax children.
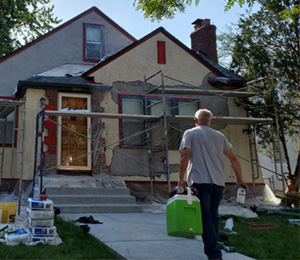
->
<box><xmin>47</xmin><ymin>0</ymin><xmax>260</xmax><ymax>48</ymax></box>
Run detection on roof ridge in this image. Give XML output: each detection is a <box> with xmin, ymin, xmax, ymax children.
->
<box><xmin>0</xmin><ymin>6</ymin><xmax>136</xmax><ymax>64</ymax></box>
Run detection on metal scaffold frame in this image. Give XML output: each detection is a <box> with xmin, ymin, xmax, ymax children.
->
<box><xmin>0</xmin><ymin>99</ymin><xmax>25</xmax><ymax>215</ymax></box>
<box><xmin>34</xmin><ymin>71</ymin><xmax>285</xmax><ymax>199</ymax></box>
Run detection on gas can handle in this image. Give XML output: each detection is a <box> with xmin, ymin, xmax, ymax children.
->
<box><xmin>187</xmin><ymin>187</ymin><xmax>192</xmax><ymax>205</ymax></box>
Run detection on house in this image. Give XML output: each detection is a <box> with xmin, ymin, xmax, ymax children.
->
<box><xmin>0</xmin><ymin>7</ymin><xmax>271</xmax><ymax>199</ymax></box>
<box><xmin>0</xmin><ymin>6</ymin><xmax>135</xmax><ymax>189</ymax></box>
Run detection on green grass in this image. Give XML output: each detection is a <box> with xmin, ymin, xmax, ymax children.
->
<box><xmin>219</xmin><ymin>212</ymin><xmax>300</xmax><ymax>260</ymax></box>
<box><xmin>0</xmin><ymin>216</ymin><xmax>121</xmax><ymax>259</ymax></box>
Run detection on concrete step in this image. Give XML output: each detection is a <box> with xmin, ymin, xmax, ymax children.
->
<box><xmin>45</xmin><ymin>186</ymin><xmax>130</xmax><ymax>196</ymax></box>
<box><xmin>48</xmin><ymin>194</ymin><xmax>136</xmax><ymax>204</ymax></box>
<box><xmin>56</xmin><ymin>203</ymin><xmax>142</xmax><ymax>213</ymax></box>
<box><xmin>44</xmin><ymin>185</ymin><xmax>142</xmax><ymax>213</ymax></box>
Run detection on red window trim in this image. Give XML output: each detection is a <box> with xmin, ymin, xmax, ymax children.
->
<box><xmin>83</xmin><ymin>23</ymin><xmax>105</xmax><ymax>63</ymax></box>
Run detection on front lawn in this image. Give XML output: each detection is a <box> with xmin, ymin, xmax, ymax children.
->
<box><xmin>219</xmin><ymin>211</ymin><xmax>300</xmax><ymax>260</ymax></box>
<box><xmin>0</xmin><ymin>216</ymin><xmax>121</xmax><ymax>259</ymax></box>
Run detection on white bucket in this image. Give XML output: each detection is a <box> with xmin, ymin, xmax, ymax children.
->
<box><xmin>237</xmin><ymin>188</ymin><xmax>246</xmax><ymax>204</ymax></box>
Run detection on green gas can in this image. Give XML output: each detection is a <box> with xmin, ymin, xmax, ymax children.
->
<box><xmin>166</xmin><ymin>188</ymin><xmax>202</xmax><ymax>238</ymax></box>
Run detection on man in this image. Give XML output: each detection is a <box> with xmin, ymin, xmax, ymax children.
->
<box><xmin>178</xmin><ymin>109</ymin><xmax>247</xmax><ymax>260</ymax></box>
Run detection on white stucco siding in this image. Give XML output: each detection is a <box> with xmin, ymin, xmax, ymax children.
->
<box><xmin>101</xmin><ymin>91</ymin><xmax>119</xmax><ymax>166</ymax></box>
<box><xmin>22</xmin><ymin>89</ymin><xmax>46</xmax><ymax>180</ymax></box>
<box><xmin>225</xmin><ymin>98</ymin><xmax>264</xmax><ymax>183</ymax></box>
<box><xmin>90</xmin><ymin>32</ymin><xmax>211</xmax><ymax>87</ymax></box>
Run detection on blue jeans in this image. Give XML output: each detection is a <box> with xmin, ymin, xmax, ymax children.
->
<box><xmin>191</xmin><ymin>183</ymin><xmax>224</xmax><ymax>260</ymax></box>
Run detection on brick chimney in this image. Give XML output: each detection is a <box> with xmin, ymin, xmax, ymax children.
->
<box><xmin>190</xmin><ymin>19</ymin><xmax>218</xmax><ymax>63</ymax></box>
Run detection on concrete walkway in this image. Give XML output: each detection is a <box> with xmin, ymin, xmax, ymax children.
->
<box><xmin>61</xmin><ymin>212</ymin><xmax>254</xmax><ymax>260</ymax></box>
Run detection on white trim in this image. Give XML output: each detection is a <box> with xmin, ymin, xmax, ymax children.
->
<box><xmin>57</xmin><ymin>93</ymin><xmax>91</xmax><ymax>170</ymax></box>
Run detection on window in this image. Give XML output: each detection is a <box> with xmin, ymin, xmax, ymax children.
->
<box><xmin>84</xmin><ymin>23</ymin><xmax>104</xmax><ymax>61</ymax></box>
<box><xmin>120</xmin><ymin>95</ymin><xmax>199</xmax><ymax>149</ymax></box>
<box><xmin>121</xmin><ymin>97</ymin><xmax>145</xmax><ymax>147</ymax></box>
<box><xmin>0</xmin><ymin>111</ymin><xmax>16</xmax><ymax>145</ymax></box>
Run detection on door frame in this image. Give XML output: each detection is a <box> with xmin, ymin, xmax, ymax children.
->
<box><xmin>57</xmin><ymin>92</ymin><xmax>91</xmax><ymax>170</ymax></box>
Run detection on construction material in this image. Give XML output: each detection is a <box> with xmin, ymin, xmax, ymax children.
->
<box><xmin>26</xmin><ymin>208</ymin><xmax>55</xmax><ymax>219</ymax></box>
<box><xmin>4</xmin><ymin>228</ymin><xmax>29</xmax><ymax>244</ymax></box>
<box><xmin>166</xmin><ymin>187</ymin><xmax>202</xmax><ymax>238</ymax></box>
<box><xmin>29</xmin><ymin>225</ymin><xmax>56</xmax><ymax>236</ymax></box>
<box><xmin>224</xmin><ymin>218</ymin><xmax>234</xmax><ymax>231</ymax></box>
<box><xmin>237</xmin><ymin>188</ymin><xmax>246</xmax><ymax>204</ymax></box>
<box><xmin>0</xmin><ymin>203</ymin><xmax>17</xmax><ymax>224</ymax></box>
<box><xmin>28</xmin><ymin>198</ymin><xmax>54</xmax><ymax>210</ymax></box>
<box><xmin>27</xmin><ymin>197</ymin><xmax>57</xmax><ymax>244</ymax></box>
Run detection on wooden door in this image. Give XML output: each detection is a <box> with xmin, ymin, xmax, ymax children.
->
<box><xmin>58</xmin><ymin>95</ymin><xmax>91</xmax><ymax>170</ymax></box>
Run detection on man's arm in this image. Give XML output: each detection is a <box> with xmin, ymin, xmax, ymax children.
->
<box><xmin>224</xmin><ymin>149</ymin><xmax>247</xmax><ymax>188</ymax></box>
<box><xmin>178</xmin><ymin>148</ymin><xmax>191</xmax><ymax>186</ymax></box>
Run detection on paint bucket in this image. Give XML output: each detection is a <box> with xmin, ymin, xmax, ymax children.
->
<box><xmin>237</xmin><ymin>188</ymin><xmax>246</xmax><ymax>204</ymax></box>
<box><xmin>0</xmin><ymin>203</ymin><xmax>17</xmax><ymax>224</ymax></box>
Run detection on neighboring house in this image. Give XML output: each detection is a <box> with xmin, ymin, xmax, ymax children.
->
<box><xmin>0</xmin><ymin>8</ymin><xmax>270</xmax><ymax>198</ymax></box>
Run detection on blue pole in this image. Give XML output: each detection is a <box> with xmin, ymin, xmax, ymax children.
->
<box><xmin>33</xmin><ymin>111</ymin><xmax>41</xmax><ymax>189</ymax></box>
<box><xmin>39</xmin><ymin>108</ymin><xmax>45</xmax><ymax>194</ymax></box>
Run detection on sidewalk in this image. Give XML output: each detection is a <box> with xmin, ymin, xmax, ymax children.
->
<box><xmin>61</xmin><ymin>212</ymin><xmax>255</xmax><ymax>260</ymax></box>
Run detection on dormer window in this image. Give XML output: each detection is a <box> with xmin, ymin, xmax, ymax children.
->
<box><xmin>84</xmin><ymin>23</ymin><xmax>104</xmax><ymax>61</ymax></box>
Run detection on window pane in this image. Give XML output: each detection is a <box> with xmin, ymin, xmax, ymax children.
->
<box><xmin>123</xmin><ymin>98</ymin><xmax>144</xmax><ymax>114</ymax></box>
<box><xmin>86</xmin><ymin>24</ymin><xmax>103</xmax><ymax>42</ymax></box>
<box><xmin>0</xmin><ymin>111</ymin><xmax>15</xmax><ymax>145</ymax></box>
<box><xmin>167</xmin><ymin>101</ymin><xmax>198</xmax><ymax>149</ymax></box>
<box><xmin>121</xmin><ymin>98</ymin><xmax>145</xmax><ymax>147</ymax></box>
<box><xmin>86</xmin><ymin>43</ymin><xmax>102</xmax><ymax>60</ymax></box>
<box><xmin>178</xmin><ymin>101</ymin><xmax>198</xmax><ymax>115</ymax></box>
<box><xmin>85</xmin><ymin>24</ymin><xmax>103</xmax><ymax>60</ymax></box>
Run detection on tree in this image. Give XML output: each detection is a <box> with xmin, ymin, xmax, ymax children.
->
<box><xmin>133</xmin><ymin>0</ymin><xmax>299</xmax><ymax>23</ymax></box>
<box><xmin>228</xmin><ymin>0</ymin><xmax>300</xmax><ymax>196</ymax></box>
<box><xmin>0</xmin><ymin>0</ymin><xmax>61</xmax><ymax>57</ymax></box>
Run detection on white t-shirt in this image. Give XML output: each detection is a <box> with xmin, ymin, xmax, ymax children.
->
<box><xmin>179</xmin><ymin>126</ymin><xmax>232</xmax><ymax>187</ymax></box>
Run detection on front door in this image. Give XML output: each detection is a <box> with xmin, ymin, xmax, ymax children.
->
<box><xmin>57</xmin><ymin>93</ymin><xmax>91</xmax><ymax>171</ymax></box>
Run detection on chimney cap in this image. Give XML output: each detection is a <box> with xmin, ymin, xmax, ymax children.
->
<box><xmin>192</xmin><ymin>19</ymin><xmax>203</xmax><ymax>25</ymax></box>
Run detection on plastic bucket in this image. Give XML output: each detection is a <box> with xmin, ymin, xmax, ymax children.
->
<box><xmin>0</xmin><ymin>203</ymin><xmax>17</xmax><ymax>224</ymax></box>
<box><xmin>237</xmin><ymin>188</ymin><xmax>246</xmax><ymax>204</ymax></box>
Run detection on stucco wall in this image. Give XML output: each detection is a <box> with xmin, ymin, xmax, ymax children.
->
<box><xmin>90</xmin><ymin>32</ymin><xmax>211</xmax><ymax>87</ymax></box>
<box><xmin>21</xmin><ymin>89</ymin><xmax>46</xmax><ymax>180</ymax></box>
<box><xmin>0</xmin><ymin>11</ymin><xmax>134</xmax><ymax>96</ymax></box>
<box><xmin>100</xmin><ymin>79</ymin><xmax>261</xmax><ymax>185</ymax></box>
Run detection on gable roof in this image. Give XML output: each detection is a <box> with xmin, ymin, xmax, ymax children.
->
<box><xmin>0</xmin><ymin>6</ymin><xmax>136</xmax><ymax>64</ymax></box>
<box><xmin>83</xmin><ymin>26</ymin><xmax>245</xmax><ymax>86</ymax></box>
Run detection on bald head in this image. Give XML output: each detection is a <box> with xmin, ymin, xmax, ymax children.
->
<box><xmin>195</xmin><ymin>109</ymin><xmax>213</xmax><ymax>125</ymax></box>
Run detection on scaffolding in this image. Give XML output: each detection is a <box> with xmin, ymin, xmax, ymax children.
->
<box><xmin>33</xmin><ymin>71</ymin><xmax>286</xmax><ymax>200</ymax></box>
<box><xmin>0</xmin><ymin>99</ymin><xmax>25</xmax><ymax>214</ymax></box>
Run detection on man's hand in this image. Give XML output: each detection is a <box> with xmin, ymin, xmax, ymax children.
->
<box><xmin>238</xmin><ymin>180</ymin><xmax>247</xmax><ymax>189</ymax></box>
<box><xmin>177</xmin><ymin>179</ymin><xmax>186</xmax><ymax>186</ymax></box>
